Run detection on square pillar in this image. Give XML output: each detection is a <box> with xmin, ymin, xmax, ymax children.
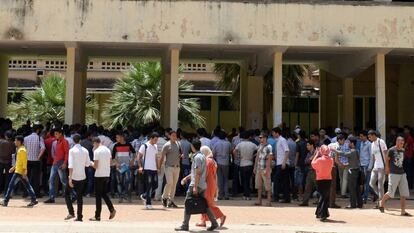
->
<box><xmin>375</xmin><ymin>53</ymin><xmax>386</xmax><ymax>138</ymax></box>
<box><xmin>246</xmin><ymin>76</ymin><xmax>264</xmax><ymax>129</ymax></box>
<box><xmin>65</xmin><ymin>45</ymin><xmax>88</xmax><ymax>125</ymax></box>
<box><xmin>0</xmin><ymin>55</ymin><xmax>9</xmax><ymax>118</ymax></box>
<box><xmin>273</xmin><ymin>52</ymin><xmax>283</xmax><ymax>127</ymax></box>
<box><xmin>319</xmin><ymin>69</ymin><xmax>327</xmax><ymax>128</ymax></box>
<box><xmin>342</xmin><ymin>78</ymin><xmax>354</xmax><ymax>129</ymax></box>
<box><xmin>161</xmin><ymin>47</ymin><xmax>180</xmax><ymax>130</ymax></box>
<box><xmin>239</xmin><ymin>63</ymin><xmax>248</xmax><ymax>127</ymax></box>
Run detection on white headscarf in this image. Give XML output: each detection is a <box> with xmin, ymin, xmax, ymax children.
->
<box><xmin>200</xmin><ymin>146</ymin><xmax>213</xmax><ymax>158</ymax></box>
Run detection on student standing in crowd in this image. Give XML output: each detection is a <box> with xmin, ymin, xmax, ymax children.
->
<box><xmin>161</xmin><ymin>131</ymin><xmax>182</xmax><ymax>208</ymax></box>
<box><xmin>0</xmin><ymin>131</ymin><xmax>15</xmax><ymax>195</ymax></box>
<box><xmin>24</xmin><ymin>125</ymin><xmax>46</xmax><ymax>197</ymax></box>
<box><xmin>89</xmin><ymin>137</ymin><xmax>116</xmax><ymax>221</ymax></box>
<box><xmin>81</xmin><ymin>132</ymin><xmax>95</xmax><ymax>197</ymax></box>
<box><xmin>403</xmin><ymin>126</ymin><xmax>413</xmax><ymax>189</ymax></box>
<box><xmin>333</xmin><ymin>137</ymin><xmax>363</xmax><ymax>209</ymax></box>
<box><xmin>175</xmin><ymin>139</ymin><xmax>218</xmax><ymax>232</ymax></box>
<box><xmin>295</xmin><ymin>130</ymin><xmax>308</xmax><ymax>201</ymax></box>
<box><xmin>45</xmin><ymin>128</ymin><xmax>69</xmax><ymax>203</ymax></box>
<box><xmin>64</xmin><ymin>135</ymin><xmax>91</xmax><ymax>221</ymax></box>
<box><xmin>112</xmin><ymin>132</ymin><xmax>136</xmax><ymax>203</ymax></box>
<box><xmin>1</xmin><ymin>136</ymin><xmax>38</xmax><ymax>207</ymax></box>
<box><xmin>287</xmin><ymin>132</ymin><xmax>298</xmax><ymax>201</ymax></box>
<box><xmin>379</xmin><ymin>136</ymin><xmax>411</xmax><ymax>216</ymax></box>
<box><xmin>253</xmin><ymin>132</ymin><xmax>273</xmax><ymax>206</ymax></box>
<box><xmin>273</xmin><ymin>127</ymin><xmax>290</xmax><ymax>203</ymax></box>
<box><xmin>178</xmin><ymin>132</ymin><xmax>192</xmax><ymax>195</ymax></box>
<box><xmin>154</xmin><ymin>130</ymin><xmax>168</xmax><ymax>201</ymax></box>
<box><xmin>368</xmin><ymin>130</ymin><xmax>387</xmax><ymax>208</ymax></box>
<box><xmin>312</xmin><ymin>145</ymin><xmax>334</xmax><ymax>222</ymax></box>
<box><xmin>235</xmin><ymin>132</ymin><xmax>257</xmax><ymax>200</ymax></box>
<box><xmin>138</xmin><ymin>133</ymin><xmax>160</xmax><ymax>210</ymax></box>
<box><xmin>358</xmin><ymin>130</ymin><xmax>372</xmax><ymax>203</ymax></box>
<box><xmin>212</xmin><ymin>131</ymin><xmax>232</xmax><ymax>200</ymax></box>
<box><xmin>299</xmin><ymin>140</ymin><xmax>317</xmax><ymax>206</ymax></box>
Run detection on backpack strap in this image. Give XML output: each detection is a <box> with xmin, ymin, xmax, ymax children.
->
<box><xmin>378</xmin><ymin>139</ymin><xmax>386</xmax><ymax>168</ymax></box>
<box><xmin>142</xmin><ymin>144</ymin><xmax>148</xmax><ymax>170</ymax></box>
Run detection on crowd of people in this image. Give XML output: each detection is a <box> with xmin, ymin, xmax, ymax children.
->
<box><xmin>0</xmin><ymin>117</ymin><xmax>413</xmax><ymax>230</ymax></box>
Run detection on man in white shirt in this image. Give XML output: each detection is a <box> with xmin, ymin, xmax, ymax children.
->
<box><xmin>138</xmin><ymin>132</ymin><xmax>160</xmax><ymax>209</ymax></box>
<box><xmin>64</xmin><ymin>134</ymin><xmax>91</xmax><ymax>222</ymax></box>
<box><xmin>368</xmin><ymin>130</ymin><xmax>388</xmax><ymax>206</ymax></box>
<box><xmin>272</xmin><ymin>127</ymin><xmax>290</xmax><ymax>203</ymax></box>
<box><xmin>89</xmin><ymin>137</ymin><xmax>116</xmax><ymax>221</ymax></box>
<box><xmin>234</xmin><ymin>132</ymin><xmax>257</xmax><ymax>200</ymax></box>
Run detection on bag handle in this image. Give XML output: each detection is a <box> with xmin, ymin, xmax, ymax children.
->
<box><xmin>378</xmin><ymin>139</ymin><xmax>386</xmax><ymax>168</ymax></box>
<box><xmin>142</xmin><ymin>144</ymin><xmax>148</xmax><ymax>170</ymax></box>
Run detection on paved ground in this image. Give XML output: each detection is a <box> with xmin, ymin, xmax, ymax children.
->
<box><xmin>0</xmin><ymin>196</ymin><xmax>413</xmax><ymax>232</ymax></box>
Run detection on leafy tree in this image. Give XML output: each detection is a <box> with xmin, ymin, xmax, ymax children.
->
<box><xmin>7</xmin><ymin>73</ymin><xmax>97</xmax><ymax>126</ymax></box>
<box><xmin>103</xmin><ymin>62</ymin><xmax>205</xmax><ymax>129</ymax></box>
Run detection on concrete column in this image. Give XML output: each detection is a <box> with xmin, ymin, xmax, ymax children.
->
<box><xmin>246</xmin><ymin>76</ymin><xmax>264</xmax><ymax>129</ymax></box>
<box><xmin>65</xmin><ymin>45</ymin><xmax>88</xmax><ymax>125</ymax></box>
<box><xmin>342</xmin><ymin>78</ymin><xmax>354</xmax><ymax>129</ymax></box>
<box><xmin>319</xmin><ymin>69</ymin><xmax>327</xmax><ymax>128</ymax></box>
<box><xmin>161</xmin><ymin>47</ymin><xmax>180</xmax><ymax>130</ymax></box>
<box><xmin>211</xmin><ymin>95</ymin><xmax>219</xmax><ymax>129</ymax></box>
<box><xmin>0</xmin><ymin>55</ymin><xmax>9</xmax><ymax>118</ymax></box>
<box><xmin>375</xmin><ymin>53</ymin><xmax>386</xmax><ymax>138</ymax></box>
<box><xmin>273</xmin><ymin>52</ymin><xmax>283</xmax><ymax>127</ymax></box>
<box><xmin>239</xmin><ymin>63</ymin><xmax>248</xmax><ymax>127</ymax></box>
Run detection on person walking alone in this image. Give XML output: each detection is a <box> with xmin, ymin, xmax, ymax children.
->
<box><xmin>1</xmin><ymin>136</ymin><xmax>38</xmax><ymax>207</ymax></box>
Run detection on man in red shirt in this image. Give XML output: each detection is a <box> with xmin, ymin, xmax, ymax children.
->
<box><xmin>403</xmin><ymin>126</ymin><xmax>413</xmax><ymax>189</ymax></box>
<box><xmin>44</xmin><ymin>128</ymin><xmax>69</xmax><ymax>203</ymax></box>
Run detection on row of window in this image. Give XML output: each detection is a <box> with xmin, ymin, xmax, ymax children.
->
<box><xmin>8</xmin><ymin>59</ymin><xmax>211</xmax><ymax>72</ymax></box>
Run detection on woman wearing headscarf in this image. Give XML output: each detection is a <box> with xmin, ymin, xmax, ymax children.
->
<box><xmin>196</xmin><ymin>146</ymin><xmax>226</xmax><ymax>228</ymax></box>
<box><xmin>311</xmin><ymin>145</ymin><xmax>334</xmax><ymax>222</ymax></box>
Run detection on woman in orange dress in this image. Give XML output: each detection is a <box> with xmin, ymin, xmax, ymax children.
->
<box><xmin>197</xmin><ymin>146</ymin><xmax>226</xmax><ymax>228</ymax></box>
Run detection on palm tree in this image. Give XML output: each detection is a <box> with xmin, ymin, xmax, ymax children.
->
<box><xmin>103</xmin><ymin>61</ymin><xmax>205</xmax><ymax>129</ymax></box>
<box><xmin>7</xmin><ymin>73</ymin><xmax>97</xmax><ymax>126</ymax></box>
<box><xmin>214</xmin><ymin>63</ymin><xmax>310</xmax><ymax>128</ymax></box>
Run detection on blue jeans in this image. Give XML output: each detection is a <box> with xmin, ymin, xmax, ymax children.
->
<box><xmin>116</xmin><ymin>170</ymin><xmax>132</xmax><ymax>198</ymax></box>
<box><xmin>4</xmin><ymin>173</ymin><xmax>36</xmax><ymax>202</ymax></box>
<box><xmin>48</xmin><ymin>163</ymin><xmax>68</xmax><ymax>200</ymax></box>
<box><xmin>142</xmin><ymin>170</ymin><xmax>158</xmax><ymax>205</ymax></box>
<box><xmin>361</xmin><ymin>166</ymin><xmax>372</xmax><ymax>201</ymax></box>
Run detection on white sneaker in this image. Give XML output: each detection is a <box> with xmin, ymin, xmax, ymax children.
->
<box><xmin>146</xmin><ymin>205</ymin><xmax>153</xmax><ymax>210</ymax></box>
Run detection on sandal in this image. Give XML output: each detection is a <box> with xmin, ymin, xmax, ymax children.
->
<box><xmin>254</xmin><ymin>202</ymin><xmax>262</xmax><ymax>206</ymax></box>
<box><xmin>220</xmin><ymin>215</ymin><xmax>227</xmax><ymax>227</ymax></box>
<box><xmin>196</xmin><ymin>222</ymin><xmax>206</xmax><ymax>227</ymax></box>
<box><xmin>378</xmin><ymin>206</ymin><xmax>385</xmax><ymax>213</ymax></box>
<box><xmin>401</xmin><ymin>212</ymin><xmax>412</xmax><ymax>217</ymax></box>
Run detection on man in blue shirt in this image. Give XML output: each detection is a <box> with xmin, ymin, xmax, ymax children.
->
<box><xmin>358</xmin><ymin>130</ymin><xmax>372</xmax><ymax>203</ymax></box>
<box><xmin>212</xmin><ymin>131</ymin><xmax>232</xmax><ymax>200</ymax></box>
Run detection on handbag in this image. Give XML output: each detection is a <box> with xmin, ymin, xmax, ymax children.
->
<box><xmin>184</xmin><ymin>194</ymin><xmax>207</xmax><ymax>215</ymax></box>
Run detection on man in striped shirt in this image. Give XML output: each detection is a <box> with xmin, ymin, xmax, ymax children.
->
<box><xmin>112</xmin><ymin>132</ymin><xmax>136</xmax><ymax>203</ymax></box>
<box><xmin>24</xmin><ymin>125</ymin><xmax>45</xmax><ymax>197</ymax></box>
